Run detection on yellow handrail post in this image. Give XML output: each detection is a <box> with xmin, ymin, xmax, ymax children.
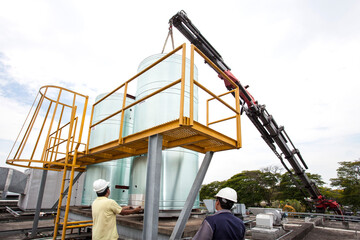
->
<box><xmin>235</xmin><ymin>87</ymin><xmax>242</xmax><ymax>148</ymax></box>
<box><xmin>179</xmin><ymin>43</ymin><xmax>186</xmax><ymax>125</ymax></box>
<box><xmin>86</xmin><ymin>104</ymin><xmax>95</xmax><ymax>154</ymax></box>
<box><xmin>189</xmin><ymin>44</ymin><xmax>195</xmax><ymax>126</ymax></box>
<box><xmin>76</xmin><ymin>95</ymin><xmax>88</xmax><ymax>148</ymax></box>
<box><xmin>119</xmin><ymin>82</ymin><xmax>129</xmax><ymax>144</ymax></box>
<box><xmin>206</xmin><ymin>96</ymin><xmax>210</xmax><ymax>127</ymax></box>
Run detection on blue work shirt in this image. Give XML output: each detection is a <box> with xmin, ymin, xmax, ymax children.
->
<box><xmin>193</xmin><ymin>209</ymin><xmax>245</xmax><ymax>240</ymax></box>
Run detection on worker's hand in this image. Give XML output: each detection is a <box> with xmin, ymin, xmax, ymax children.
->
<box><xmin>134</xmin><ymin>206</ymin><xmax>143</xmax><ymax>213</ymax></box>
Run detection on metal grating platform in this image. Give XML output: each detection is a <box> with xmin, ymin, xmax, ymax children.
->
<box><xmin>47</xmin><ymin>118</ymin><xmax>239</xmax><ymax>171</ymax></box>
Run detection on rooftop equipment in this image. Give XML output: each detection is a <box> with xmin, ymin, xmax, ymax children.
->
<box><xmin>18</xmin><ymin>168</ymin><xmax>84</xmax><ymax>210</ymax></box>
<box><xmin>0</xmin><ymin>167</ymin><xmax>27</xmax><ymax>197</ymax></box>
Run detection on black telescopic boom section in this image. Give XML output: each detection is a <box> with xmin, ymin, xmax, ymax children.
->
<box><xmin>170</xmin><ymin>10</ymin><xmax>231</xmax><ymax>73</ymax></box>
<box><xmin>170</xmin><ymin>11</ymin><xmax>255</xmax><ymax>107</ymax></box>
<box><xmin>246</xmin><ymin>106</ymin><xmax>321</xmax><ymax>199</ymax></box>
<box><xmin>170</xmin><ymin>10</ymin><xmax>322</xmax><ymax>201</ymax></box>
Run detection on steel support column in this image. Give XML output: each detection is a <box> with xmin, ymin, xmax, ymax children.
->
<box><xmin>31</xmin><ymin>169</ymin><xmax>48</xmax><ymax>238</ymax></box>
<box><xmin>170</xmin><ymin>151</ymin><xmax>214</xmax><ymax>240</ymax></box>
<box><xmin>142</xmin><ymin>134</ymin><xmax>163</xmax><ymax>240</ymax></box>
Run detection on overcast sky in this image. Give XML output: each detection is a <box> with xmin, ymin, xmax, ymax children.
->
<box><xmin>1</xmin><ymin>0</ymin><xmax>359</xmax><ymax>188</ymax></box>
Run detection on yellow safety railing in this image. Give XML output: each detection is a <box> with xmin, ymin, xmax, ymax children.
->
<box><xmin>86</xmin><ymin>44</ymin><xmax>187</xmax><ymax>153</ymax></box>
<box><xmin>60</xmin><ymin>220</ymin><xmax>93</xmax><ymax>229</ymax></box>
<box><xmin>86</xmin><ymin>43</ymin><xmax>242</xmax><ymax>153</ymax></box>
<box><xmin>6</xmin><ymin>85</ymin><xmax>89</xmax><ymax>171</ymax></box>
<box><xmin>191</xmin><ymin>44</ymin><xmax>241</xmax><ymax>147</ymax></box>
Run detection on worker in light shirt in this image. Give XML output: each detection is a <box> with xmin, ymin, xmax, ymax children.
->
<box><xmin>91</xmin><ymin>179</ymin><xmax>142</xmax><ymax>240</ymax></box>
<box><xmin>193</xmin><ymin>187</ymin><xmax>245</xmax><ymax>240</ymax></box>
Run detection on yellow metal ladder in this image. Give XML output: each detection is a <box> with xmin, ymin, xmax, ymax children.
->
<box><xmin>53</xmin><ymin>146</ymin><xmax>92</xmax><ymax>240</ymax></box>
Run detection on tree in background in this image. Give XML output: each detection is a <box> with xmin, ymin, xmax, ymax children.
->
<box><xmin>278</xmin><ymin>171</ymin><xmax>325</xmax><ymax>204</ymax></box>
<box><xmin>260</xmin><ymin>165</ymin><xmax>282</xmax><ymax>202</ymax></box>
<box><xmin>199</xmin><ymin>165</ymin><xmax>336</xmax><ymax>210</ymax></box>
<box><xmin>278</xmin><ymin>173</ymin><xmax>304</xmax><ymax>202</ymax></box>
<box><xmin>224</xmin><ymin>170</ymin><xmax>266</xmax><ymax>206</ymax></box>
<box><xmin>272</xmin><ymin>199</ymin><xmax>306</xmax><ymax>212</ymax></box>
<box><xmin>330</xmin><ymin>159</ymin><xmax>360</xmax><ymax>210</ymax></box>
<box><xmin>318</xmin><ymin>187</ymin><xmax>343</xmax><ymax>203</ymax></box>
<box><xmin>199</xmin><ymin>166</ymin><xmax>282</xmax><ymax>206</ymax></box>
<box><xmin>200</xmin><ymin>181</ymin><xmax>225</xmax><ymax>200</ymax></box>
<box><xmin>222</xmin><ymin>168</ymin><xmax>282</xmax><ymax>206</ymax></box>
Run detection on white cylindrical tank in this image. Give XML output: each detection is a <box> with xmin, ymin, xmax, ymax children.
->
<box><xmin>82</xmin><ymin>93</ymin><xmax>134</xmax><ymax>205</ymax></box>
<box><xmin>130</xmin><ymin>54</ymin><xmax>200</xmax><ymax>210</ymax></box>
<box><xmin>133</xmin><ymin>54</ymin><xmax>198</xmax><ymax>131</ymax></box>
<box><xmin>89</xmin><ymin>93</ymin><xmax>134</xmax><ymax>148</ymax></box>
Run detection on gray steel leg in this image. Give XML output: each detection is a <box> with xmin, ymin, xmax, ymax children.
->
<box><xmin>31</xmin><ymin>169</ymin><xmax>48</xmax><ymax>238</ymax></box>
<box><xmin>170</xmin><ymin>151</ymin><xmax>214</xmax><ymax>240</ymax></box>
<box><xmin>142</xmin><ymin>134</ymin><xmax>163</xmax><ymax>240</ymax></box>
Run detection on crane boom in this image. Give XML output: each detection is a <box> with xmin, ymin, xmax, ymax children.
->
<box><xmin>170</xmin><ymin>10</ymin><xmax>342</xmax><ymax>214</ymax></box>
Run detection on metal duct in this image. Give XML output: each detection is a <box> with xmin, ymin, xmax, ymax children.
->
<box><xmin>17</xmin><ymin>168</ymin><xmax>84</xmax><ymax>210</ymax></box>
<box><xmin>0</xmin><ymin>167</ymin><xmax>27</xmax><ymax>195</ymax></box>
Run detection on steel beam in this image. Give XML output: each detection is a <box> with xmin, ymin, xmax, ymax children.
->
<box><xmin>170</xmin><ymin>151</ymin><xmax>214</xmax><ymax>240</ymax></box>
<box><xmin>142</xmin><ymin>134</ymin><xmax>163</xmax><ymax>240</ymax></box>
<box><xmin>31</xmin><ymin>169</ymin><xmax>48</xmax><ymax>238</ymax></box>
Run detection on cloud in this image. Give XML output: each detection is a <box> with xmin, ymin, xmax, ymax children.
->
<box><xmin>0</xmin><ymin>94</ymin><xmax>32</xmax><ymax>142</ymax></box>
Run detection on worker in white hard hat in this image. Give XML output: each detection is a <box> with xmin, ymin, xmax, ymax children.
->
<box><xmin>193</xmin><ymin>187</ymin><xmax>246</xmax><ymax>240</ymax></box>
<box><xmin>91</xmin><ymin>179</ymin><xmax>142</xmax><ymax>240</ymax></box>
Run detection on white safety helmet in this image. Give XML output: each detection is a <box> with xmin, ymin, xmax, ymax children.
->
<box><xmin>93</xmin><ymin>179</ymin><xmax>110</xmax><ymax>193</ymax></box>
<box><xmin>215</xmin><ymin>187</ymin><xmax>237</xmax><ymax>202</ymax></box>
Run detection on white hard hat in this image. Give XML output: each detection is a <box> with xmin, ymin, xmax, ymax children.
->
<box><xmin>93</xmin><ymin>179</ymin><xmax>110</xmax><ymax>193</ymax></box>
<box><xmin>215</xmin><ymin>187</ymin><xmax>237</xmax><ymax>202</ymax></box>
